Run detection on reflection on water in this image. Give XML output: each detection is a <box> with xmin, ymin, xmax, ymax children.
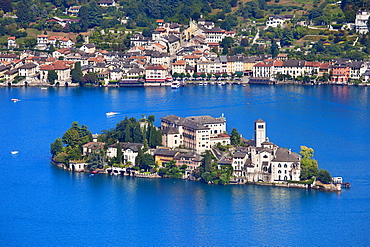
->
<box><xmin>1</xmin><ymin>85</ymin><xmax>370</xmax><ymax>246</ymax></box>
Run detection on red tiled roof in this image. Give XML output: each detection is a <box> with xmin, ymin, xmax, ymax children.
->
<box><xmin>254</xmin><ymin>62</ymin><xmax>272</xmax><ymax>67</ymax></box>
<box><xmin>172</xmin><ymin>60</ymin><xmax>186</xmax><ymax>66</ymax></box>
<box><xmin>273</xmin><ymin>60</ymin><xmax>284</xmax><ymax>66</ymax></box>
<box><xmin>154</xmin><ymin>43</ymin><xmax>166</xmax><ymax>49</ymax></box>
<box><xmin>146</xmin><ymin>64</ymin><xmax>167</xmax><ymax>70</ymax></box>
<box><xmin>184</xmin><ymin>54</ymin><xmax>200</xmax><ymax>59</ymax></box>
<box><xmin>154</xmin><ymin>27</ymin><xmax>166</xmax><ymax>32</ymax></box>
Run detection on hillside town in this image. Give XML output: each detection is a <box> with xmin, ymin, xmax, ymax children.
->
<box><xmin>1</xmin><ymin>12</ymin><xmax>370</xmax><ymax>87</ymax></box>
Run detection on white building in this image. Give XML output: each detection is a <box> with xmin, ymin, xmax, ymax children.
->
<box><xmin>355</xmin><ymin>10</ymin><xmax>370</xmax><ymax>34</ymax></box>
<box><xmin>106</xmin><ymin>143</ymin><xmax>143</xmax><ymax>165</ymax></box>
<box><xmin>230</xmin><ymin>119</ymin><xmax>301</xmax><ymax>183</ymax></box>
<box><xmin>161</xmin><ymin>115</ymin><xmax>228</xmax><ymax>153</ymax></box>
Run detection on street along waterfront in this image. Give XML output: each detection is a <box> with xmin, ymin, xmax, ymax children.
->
<box><xmin>0</xmin><ymin>84</ymin><xmax>369</xmax><ymax>245</ymax></box>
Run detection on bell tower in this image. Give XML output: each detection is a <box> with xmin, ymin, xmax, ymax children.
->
<box><xmin>254</xmin><ymin>119</ymin><xmax>266</xmax><ymax>147</ymax></box>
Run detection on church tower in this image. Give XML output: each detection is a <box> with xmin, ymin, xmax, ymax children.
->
<box><xmin>254</xmin><ymin>119</ymin><xmax>266</xmax><ymax>147</ymax></box>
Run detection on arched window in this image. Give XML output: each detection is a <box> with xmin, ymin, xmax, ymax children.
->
<box><xmin>284</xmin><ymin>176</ymin><xmax>288</xmax><ymax>181</ymax></box>
<box><xmin>278</xmin><ymin>164</ymin><xmax>281</xmax><ymax>168</ymax></box>
<box><xmin>284</xmin><ymin>164</ymin><xmax>287</xmax><ymax>168</ymax></box>
<box><xmin>263</xmin><ymin>167</ymin><xmax>267</xmax><ymax>172</ymax></box>
<box><xmin>278</xmin><ymin>170</ymin><xmax>281</xmax><ymax>173</ymax></box>
<box><xmin>263</xmin><ymin>155</ymin><xmax>268</xmax><ymax>158</ymax></box>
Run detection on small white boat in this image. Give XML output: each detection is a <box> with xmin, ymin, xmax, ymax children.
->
<box><xmin>203</xmin><ymin>81</ymin><xmax>208</xmax><ymax>86</ymax></box>
<box><xmin>11</xmin><ymin>98</ymin><xmax>20</xmax><ymax>102</ymax></box>
<box><xmin>106</xmin><ymin>112</ymin><xmax>118</xmax><ymax>116</ymax></box>
<box><xmin>41</xmin><ymin>87</ymin><xmax>48</xmax><ymax>90</ymax></box>
<box><xmin>199</xmin><ymin>82</ymin><xmax>204</xmax><ymax>86</ymax></box>
<box><xmin>11</xmin><ymin>151</ymin><xmax>18</xmax><ymax>154</ymax></box>
<box><xmin>171</xmin><ymin>81</ymin><xmax>180</xmax><ymax>89</ymax></box>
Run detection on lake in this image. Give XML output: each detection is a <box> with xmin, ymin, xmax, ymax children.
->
<box><xmin>0</xmin><ymin>84</ymin><xmax>369</xmax><ymax>246</ymax></box>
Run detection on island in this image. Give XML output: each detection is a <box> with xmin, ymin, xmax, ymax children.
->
<box><xmin>51</xmin><ymin>115</ymin><xmax>344</xmax><ymax>191</ymax></box>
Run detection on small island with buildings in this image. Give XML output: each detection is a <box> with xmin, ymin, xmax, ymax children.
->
<box><xmin>51</xmin><ymin>114</ymin><xmax>348</xmax><ymax>191</ymax></box>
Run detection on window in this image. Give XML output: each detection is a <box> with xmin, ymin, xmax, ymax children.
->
<box><xmin>284</xmin><ymin>164</ymin><xmax>287</xmax><ymax>168</ymax></box>
<box><xmin>258</xmin><ymin>125</ymin><xmax>264</xmax><ymax>129</ymax></box>
<box><xmin>278</xmin><ymin>164</ymin><xmax>281</xmax><ymax>168</ymax></box>
<box><xmin>278</xmin><ymin>170</ymin><xmax>281</xmax><ymax>173</ymax></box>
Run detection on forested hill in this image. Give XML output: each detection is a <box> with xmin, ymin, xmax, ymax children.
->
<box><xmin>1</xmin><ymin>0</ymin><xmax>368</xmax><ymax>33</ymax></box>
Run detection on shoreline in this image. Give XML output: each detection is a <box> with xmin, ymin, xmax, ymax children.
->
<box><xmin>1</xmin><ymin>81</ymin><xmax>369</xmax><ymax>88</ymax></box>
<box><xmin>52</xmin><ymin>160</ymin><xmax>344</xmax><ymax>192</ymax></box>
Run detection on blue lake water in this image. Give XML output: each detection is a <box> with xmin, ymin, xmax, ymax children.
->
<box><xmin>0</xmin><ymin>84</ymin><xmax>369</xmax><ymax>246</ymax></box>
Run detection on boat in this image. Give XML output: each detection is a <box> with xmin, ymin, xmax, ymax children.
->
<box><xmin>106</xmin><ymin>112</ymin><xmax>118</xmax><ymax>116</ymax></box>
<box><xmin>11</xmin><ymin>99</ymin><xmax>20</xmax><ymax>102</ymax></box>
<box><xmin>199</xmin><ymin>81</ymin><xmax>204</xmax><ymax>86</ymax></box>
<box><xmin>171</xmin><ymin>81</ymin><xmax>180</xmax><ymax>89</ymax></box>
<box><xmin>41</xmin><ymin>87</ymin><xmax>48</xmax><ymax>90</ymax></box>
<box><xmin>11</xmin><ymin>151</ymin><xmax>18</xmax><ymax>154</ymax></box>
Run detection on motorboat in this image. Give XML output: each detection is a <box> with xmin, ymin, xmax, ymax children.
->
<box><xmin>41</xmin><ymin>87</ymin><xmax>48</xmax><ymax>90</ymax></box>
<box><xmin>106</xmin><ymin>112</ymin><xmax>119</xmax><ymax>116</ymax></box>
<box><xmin>11</xmin><ymin>99</ymin><xmax>20</xmax><ymax>102</ymax></box>
<box><xmin>171</xmin><ymin>81</ymin><xmax>180</xmax><ymax>89</ymax></box>
<box><xmin>11</xmin><ymin>151</ymin><xmax>18</xmax><ymax>154</ymax></box>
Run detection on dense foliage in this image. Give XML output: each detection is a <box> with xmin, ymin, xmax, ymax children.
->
<box><xmin>300</xmin><ymin>145</ymin><xmax>332</xmax><ymax>184</ymax></box>
<box><xmin>51</xmin><ymin>122</ymin><xmax>93</xmax><ymax>164</ymax></box>
<box><xmin>192</xmin><ymin>150</ymin><xmax>233</xmax><ymax>185</ymax></box>
<box><xmin>99</xmin><ymin>115</ymin><xmax>162</xmax><ymax>149</ymax></box>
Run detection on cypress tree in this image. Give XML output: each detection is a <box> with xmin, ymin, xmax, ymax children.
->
<box><xmin>117</xmin><ymin>142</ymin><xmax>122</xmax><ymax>164</ymax></box>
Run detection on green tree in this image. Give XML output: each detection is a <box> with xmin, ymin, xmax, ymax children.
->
<box><xmin>135</xmin><ymin>146</ymin><xmax>143</xmax><ymax>166</ymax></box>
<box><xmin>203</xmin><ymin>150</ymin><xmax>212</xmax><ymax>172</ymax></box>
<box><xmin>16</xmin><ymin>0</ymin><xmax>33</xmax><ymax>27</ymax></box>
<box><xmin>47</xmin><ymin>70</ymin><xmax>58</xmax><ymax>85</ymax></box>
<box><xmin>62</xmin><ymin>129</ymin><xmax>80</xmax><ymax>148</ymax></box>
<box><xmin>140</xmin><ymin>153</ymin><xmax>154</xmax><ymax>171</ymax></box>
<box><xmin>230</xmin><ymin>128</ymin><xmax>241</xmax><ymax>146</ymax></box>
<box><xmin>270</xmin><ymin>39</ymin><xmax>279</xmax><ymax>58</ymax></box>
<box><xmin>317</xmin><ymin>169</ymin><xmax>332</xmax><ymax>184</ymax></box>
<box><xmin>116</xmin><ymin>142</ymin><xmax>122</xmax><ymax>164</ymax></box>
<box><xmin>50</xmin><ymin>138</ymin><xmax>63</xmax><ymax>157</ymax></box>
<box><xmin>300</xmin><ymin>146</ymin><xmax>319</xmax><ymax>180</ymax></box>
<box><xmin>0</xmin><ymin>0</ymin><xmax>12</xmax><ymax>13</ymax></box>
<box><xmin>71</xmin><ymin>62</ymin><xmax>83</xmax><ymax>84</ymax></box>
<box><xmin>240</xmin><ymin>38</ymin><xmax>249</xmax><ymax>47</ymax></box>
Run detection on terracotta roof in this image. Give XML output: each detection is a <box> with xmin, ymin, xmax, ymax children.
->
<box><xmin>40</xmin><ymin>61</ymin><xmax>70</xmax><ymax>70</ymax></box>
<box><xmin>172</xmin><ymin>60</ymin><xmax>186</xmax><ymax>66</ymax></box>
<box><xmin>156</xmin><ymin>19</ymin><xmax>164</xmax><ymax>23</ymax></box>
<box><xmin>37</xmin><ymin>35</ymin><xmax>48</xmax><ymax>38</ymax></box>
<box><xmin>8</xmin><ymin>37</ymin><xmax>16</xmax><ymax>40</ymax></box>
<box><xmin>254</xmin><ymin>62</ymin><xmax>272</xmax><ymax>67</ymax></box>
<box><xmin>154</xmin><ymin>43</ymin><xmax>166</xmax><ymax>49</ymax></box>
<box><xmin>154</xmin><ymin>27</ymin><xmax>166</xmax><ymax>32</ymax></box>
<box><xmin>146</xmin><ymin>64</ymin><xmax>167</xmax><ymax>70</ymax></box>
<box><xmin>88</xmin><ymin>56</ymin><xmax>106</xmax><ymax>62</ymax></box>
<box><xmin>184</xmin><ymin>54</ymin><xmax>200</xmax><ymax>59</ymax></box>
<box><xmin>273</xmin><ymin>60</ymin><xmax>284</xmax><ymax>66</ymax></box>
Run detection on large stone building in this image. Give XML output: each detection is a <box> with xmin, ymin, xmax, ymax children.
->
<box><xmin>231</xmin><ymin>119</ymin><xmax>301</xmax><ymax>183</ymax></box>
<box><xmin>161</xmin><ymin>115</ymin><xmax>229</xmax><ymax>153</ymax></box>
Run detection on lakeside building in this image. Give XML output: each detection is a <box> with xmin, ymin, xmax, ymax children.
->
<box><xmin>230</xmin><ymin>119</ymin><xmax>301</xmax><ymax>183</ymax></box>
<box><xmin>106</xmin><ymin>142</ymin><xmax>143</xmax><ymax>166</ymax></box>
<box><xmin>161</xmin><ymin>115</ymin><xmax>228</xmax><ymax>153</ymax></box>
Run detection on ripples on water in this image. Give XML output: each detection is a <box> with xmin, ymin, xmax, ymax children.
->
<box><xmin>0</xmin><ymin>85</ymin><xmax>370</xmax><ymax>246</ymax></box>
